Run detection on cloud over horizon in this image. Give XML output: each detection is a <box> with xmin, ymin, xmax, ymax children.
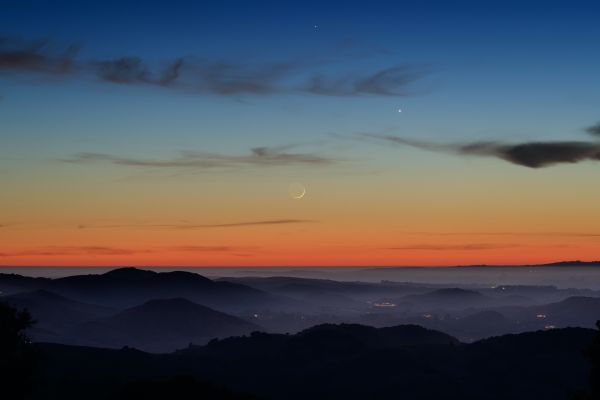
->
<box><xmin>77</xmin><ymin>219</ymin><xmax>317</xmax><ymax>230</ymax></box>
<box><xmin>0</xmin><ymin>246</ymin><xmax>149</xmax><ymax>257</ymax></box>
<box><xmin>585</xmin><ymin>122</ymin><xmax>600</xmax><ymax>137</ymax></box>
<box><xmin>362</xmin><ymin>130</ymin><xmax>600</xmax><ymax>168</ymax></box>
<box><xmin>0</xmin><ymin>245</ymin><xmax>259</xmax><ymax>257</ymax></box>
<box><xmin>62</xmin><ymin>145</ymin><xmax>333</xmax><ymax>171</ymax></box>
<box><xmin>385</xmin><ymin>243</ymin><xmax>518</xmax><ymax>251</ymax></box>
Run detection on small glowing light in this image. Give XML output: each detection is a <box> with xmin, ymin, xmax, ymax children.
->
<box><xmin>373</xmin><ymin>302</ymin><xmax>396</xmax><ymax>308</ymax></box>
<box><xmin>536</xmin><ymin>314</ymin><xmax>547</xmax><ymax>319</ymax></box>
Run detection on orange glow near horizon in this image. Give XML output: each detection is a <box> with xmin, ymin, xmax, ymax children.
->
<box><xmin>2</xmin><ymin>126</ymin><xmax>600</xmax><ymax>268</ymax></box>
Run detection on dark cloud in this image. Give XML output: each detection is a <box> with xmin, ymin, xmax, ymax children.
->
<box><xmin>306</xmin><ymin>65</ymin><xmax>427</xmax><ymax>96</ymax></box>
<box><xmin>458</xmin><ymin>141</ymin><xmax>600</xmax><ymax>168</ymax></box>
<box><xmin>585</xmin><ymin>122</ymin><xmax>600</xmax><ymax>137</ymax></box>
<box><xmin>93</xmin><ymin>57</ymin><xmax>184</xmax><ymax>86</ymax></box>
<box><xmin>0</xmin><ymin>35</ymin><xmax>78</xmax><ymax>74</ymax></box>
<box><xmin>62</xmin><ymin>146</ymin><xmax>333</xmax><ymax>169</ymax></box>
<box><xmin>385</xmin><ymin>243</ymin><xmax>517</xmax><ymax>251</ymax></box>
<box><xmin>363</xmin><ymin>134</ymin><xmax>600</xmax><ymax>168</ymax></box>
<box><xmin>0</xmin><ymin>35</ymin><xmax>428</xmax><ymax>97</ymax></box>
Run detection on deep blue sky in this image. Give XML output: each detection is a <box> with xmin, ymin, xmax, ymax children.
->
<box><xmin>3</xmin><ymin>1</ymin><xmax>600</xmax><ymax>146</ymax></box>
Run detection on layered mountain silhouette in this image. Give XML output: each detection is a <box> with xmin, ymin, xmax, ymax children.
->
<box><xmin>65</xmin><ymin>298</ymin><xmax>261</xmax><ymax>352</ymax></box>
<box><xmin>0</xmin><ymin>268</ymin><xmax>296</xmax><ymax>313</ymax></box>
<box><xmin>2</xmin><ymin>268</ymin><xmax>599</xmax><ymax>350</ymax></box>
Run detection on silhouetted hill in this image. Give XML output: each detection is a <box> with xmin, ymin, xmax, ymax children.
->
<box><xmin>535</xmin><ymin>260</ymin><xmax>600</xmax><ymax>267</ymax></box>
<box><xmin>1</xmin><ymin>268</ymin><xmax>293</xmax><ymax>313</ymax></box>
<box><xmin>101</xmin><ymin>267</ymin><xmax>159</xmax><ymax>281</ymax></box>
<box><xmin>65</xmin><ymin>298</ymin><xmax>261</xmax><ymax>352</ymax></box>
<box><xmin>293</xmin><ymin>323</ymin><xmax>459</xmax><ymax>349</ymax></box>
<box><xmin>3</xmin><ymin>290</ymin><xmax>114</xmax><ymax>342</ymax></box>
<box><xmin>405</xmin><ymin>310</ymin><xmax>514</xmax><ymax>342</ymax></box>
<box><xmin>186</xmin><ymin>323</ymin><xmax>458</xmax><ymax>361</ymax></box>
<box><xmin>395</xmin><ymin>295</ymin><xmax>600</xmax><ymax>342</ymax></box>
<box><xmin>0</xmin><ymin>273</ymin><xmax>51</xmax><ymax>295</ymax></box>
<box><xmin>495</xmin><ymin>296</ymin><xmax>600</xmax><ymax>329</ymax></box>
<box><xmin>30</xmin><ymin>325</ymin><xmax>596</xmax><ymax>400</ymax></box>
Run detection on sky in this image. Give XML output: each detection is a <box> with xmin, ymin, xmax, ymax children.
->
<box><xmin>2</xmin><ymin>0</ymin><xmax>600</xmax><ymax>266</ymax></box>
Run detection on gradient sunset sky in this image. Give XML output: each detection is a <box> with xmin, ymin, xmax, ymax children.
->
<box><xmin>2</xmin><ymin>0</ymin><xmax>600</xmax><ymax>266</ymax></box>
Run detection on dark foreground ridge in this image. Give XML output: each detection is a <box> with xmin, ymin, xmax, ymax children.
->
<box><xmin>31</xmin><ymin>324</ymin><xmax>596</xmax><ymax>400</ymax></box>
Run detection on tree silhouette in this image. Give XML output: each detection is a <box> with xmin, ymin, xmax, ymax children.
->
<box><xmin>573</xmin><ymin>321</ymin><xmax>600</xmax><ymax>400</ymax></box>
<box><xmin>118</xmin><ymin>374</ymin><xmax>260</xmax><ymax>399</ymax></box>
<box><xmin>587</xmin><ymin>321</ymin><xmax>600</xmax><ymax>399</ymax></box>
<box><xmin>0</xmin><ymin>302</ymin><xmax>37</xmax><ymax>400</ymax></box>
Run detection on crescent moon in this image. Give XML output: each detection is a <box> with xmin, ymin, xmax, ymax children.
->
<box><xmin>288</xmin><ymin>183</ymin><xmax>306</xmax><ymax>199</ymax></box>
<box><xmin>293</xmin><ymin>187</ymin><xmax>306</xmax><ymax>199</ymax></box>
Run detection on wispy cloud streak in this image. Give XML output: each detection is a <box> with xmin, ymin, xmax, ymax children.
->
<box><xmin>0</xmin><ymin>246</ymin><xmax>149</xmax><ymax>257</ymax></box>
<box><xmin>77</xmin><ymin>219</ymin><xmax>317</xmax><ymax>230</ymax></box>
<box><xmin>0</xmin><ymin>35</ymin><xmax>429</xmax><ymax>97</ymax></box>
<box><xmin>385</xmin><ymin>243</ymin><xmax>517</xmax><ymax>251</ymax></box>
<box><xmin>0</xmin><ymin>245</ymin><xmax>259</xmax><ymax>257</ymax></box>
<box><xmin>62</xmin><ymin>146</ymin><xmax>333</xmax><ymax>170</ymax></box>
<box><xmin>305</xmin><ymin>65</ymin><xmax>428</xmax><ymax>96</ymax></box>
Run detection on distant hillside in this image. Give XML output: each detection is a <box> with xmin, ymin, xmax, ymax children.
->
<box><xmin>1</xmin><ymin>267</ymin><xmax>297</xmax><ymax>313</ymax></box>
<box><xmin>496</xmin><ymin>296</ymin><xmax>600</xmax><ymax>329</ymax></box>
<box><xmin>534</xmin><ymin>260</ymin><xmax>600</xmax><ymax>267</ymax></box>
<box><xmin>0</xmin><ymin>274</ymin><xmax>51</xmax><ymax>295</ymax></box>
<box><xmin>65</xmin><ymin>298</ymin><xmax>261</xmax><ymax>352</ymax></box>
<box><xmin>3</xmin><ymin>290</ymin><xmax>114</xmax><ymax>342</ymax></box>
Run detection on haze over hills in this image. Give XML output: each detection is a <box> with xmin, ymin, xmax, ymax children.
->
<box><xmin>65</xmin><ymin>298</ymin><xmax>261</xmax><ymax>352</ymax></box>
<box><xmin>2</xmin><ymin>267</ymin><xmax>600</xmax><ymax>348</ymax></box>
<box><xmin>0</xmin><ymin>267</ymin><xmax>299</xmax><ymax>313</ymax></box>
<box><xmin>391</xmin><ymin>288</ymin><xmax>491</xmax><ymax>311</ymax></box>
<box><xmin>3</xmin><ymin>290</ymin><xmax>115</xmax><ymax>343</ymax></box>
